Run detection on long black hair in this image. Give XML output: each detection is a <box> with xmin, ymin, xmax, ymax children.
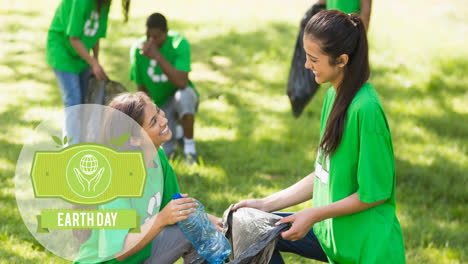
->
<box><xmin>95</xmin><ymin>0</ymin><xmax>131</xmax><ymax>22</ymax></box>
<box><xmin>305</xmin><ymin>10</ymin><xmax>369</xmax><ymax>155</ymax></box>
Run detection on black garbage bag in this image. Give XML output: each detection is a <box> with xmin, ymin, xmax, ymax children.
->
<box><xmin>287</xmin><ymin>2</ymin><xmax>326</xmax><ymax>118</ymax></box>
<box><xmin>80</xmin><ymin>76</ymin><xmax>128</xmax><ymax>142</ymax></box>
<box><xmin>222</xmin><ymin>205</ymin><xmax>290</xmax><ymax>264</ymax></box>
<box><xmin>85</xmin><ymin>76</ymin><xmax>127</xmax><ymax>105</ymax></box>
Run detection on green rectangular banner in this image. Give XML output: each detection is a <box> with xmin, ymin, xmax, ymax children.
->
<box><xmin>37</xmin><ymin>209</ymin><xmax>141</xmax><ymax>233</ymax></box>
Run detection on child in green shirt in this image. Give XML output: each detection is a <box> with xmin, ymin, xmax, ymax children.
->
<box><xmin>233</xmin><ymin>10</ymin><xmax>405</xmax><ymax>264</ymax></box>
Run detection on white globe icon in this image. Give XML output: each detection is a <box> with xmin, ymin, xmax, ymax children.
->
<box><xmin>80</xmin><ymin>154</ymin><xmax>99</xmax><ymax>175</ymax></box>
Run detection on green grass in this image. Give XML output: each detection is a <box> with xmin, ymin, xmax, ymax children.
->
<box><xmin>1</xmin><ymin>0</ymin><xmax>467</xmax><ymax>263</ymax></box>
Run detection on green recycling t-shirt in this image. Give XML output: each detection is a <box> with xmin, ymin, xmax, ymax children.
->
<box><xmin>326</xmin><ymin>0</ymin><xmax>361</xmax><ymax>14</ymax></box>
<box><xmin>46</xmin><ymin>0</ymin><xmax>110</xmax><ymax>74</ymax></box>
<box><xmin>74</xmin><ymin>148</ymin><xmax>180</xmax><ymax>264</ymax></box>
<box><xmin>129</xmin><ymin>31</ymin><xmax>198</xmax><ymax>107</ymax></box>
<box><xmin>312</xmin><ymin>83</ymin><xmax>405</xmax><ymax>264</ymax></box>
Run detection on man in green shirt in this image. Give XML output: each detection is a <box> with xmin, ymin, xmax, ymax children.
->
<box><xmin>130</xmin><ymin>13</ymin><xmax>200</xmax><ymax>163</ymax></box>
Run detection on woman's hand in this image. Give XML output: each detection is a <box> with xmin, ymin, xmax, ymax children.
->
<box><xmin>208</xmin><ymin>214</ymin><xmax>223</xmax><ymax>232</ymax></box>
<box><xmin>275</xmin><ymin>207</ymin><xmax>323</xmax><ymax>241</ymax></box>
<box><xmin>91</xmin><ymin>60</ymin><xmax>108</xmax><ymax>81</ymax></box>
<box><xmin>231</xmin><ymin>198</ymin><xmax>267</xmax><ymax>212</ymax></box>
<box><xmin>158</xmin><ymin>194</ymin><xmax>198</xmax><ymax>227</ymax></box>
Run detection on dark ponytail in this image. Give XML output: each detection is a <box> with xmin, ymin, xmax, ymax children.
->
<box><xmin>305</xmin><ymin>10</ymin><xmax>369</xmax><ymax>155</ymax></box>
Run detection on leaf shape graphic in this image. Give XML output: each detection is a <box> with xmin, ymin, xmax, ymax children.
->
<box><xmin>112</xmin><ymin>136</ymin><xmax>117</xmax><ymax>145</ymax></box>
<box><xmin>116</xmin><ymin>133</ymin><xmax>131</xmax><ymax>147</ymax></box>
<box><xmin>69</xmin><ymin>137</ymin><xmax>74</xmax><ymax>144</ymax></box>
<box><xmin>63</xmin><ymin>136</ymin><xmax>68</xmax><ymax>145</ymax></box>
<box><xmin>52</xmin><ymin>136</ymin><xmax>62</xmax><ymax>146</ymax></box>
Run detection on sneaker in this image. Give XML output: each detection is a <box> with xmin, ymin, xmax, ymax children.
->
<box><xmin>184</xmin><ymin>153</ymin><xmax>199</xmax><ymax>165</ymax></box>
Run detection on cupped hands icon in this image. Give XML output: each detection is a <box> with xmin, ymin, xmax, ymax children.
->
<box><xmin>74</xmin><ymin>167</ymin><xmax>105</xmax><ymax>192</ymax></box>
<box><xmin>73</xmin><ymin>154</ymin><xmax>105</xmax><ymax>192</ymax></box>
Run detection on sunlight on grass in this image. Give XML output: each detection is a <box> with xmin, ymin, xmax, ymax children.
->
<box><xmin>197</xmin><ymin>126</ymin><xmax>237</xmax><ymax>141</ymax></box>
<box><xmin>1</xmin><ymin>0</ymin><xmax>467</xmax><ymax>263</ymax></box>
<box><xmin>22</xmin><ymin>107</ymin><xmax>62</xmax><ymax>123</ymax></box>
<box><xmin>191</xmin><ymin>62</ymin><xmax>230</xmax><ymax>84</ymax></box>
<box><xmin>0</xmin><ymin>236</ymin><xmax>69</xmax><ymax>264</ymax></box>
<box><xmin>0</xmin><ymin>158</ymin><xmax>14</xmax><ymax>172</ymax></box>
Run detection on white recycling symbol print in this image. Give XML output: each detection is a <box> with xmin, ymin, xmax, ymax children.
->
<box><xmin>147</xmin><ymin>59</ymin><xmax>168</xmax><ymax>83</ymax></box>
<box><xmin>84</xmin><ymin>11</ymin><xmax>100</xmax><ymax>37</ymax></box>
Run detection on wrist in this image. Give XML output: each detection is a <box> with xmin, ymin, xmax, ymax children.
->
<box><xmin>90</xmin><ymin>57</ymin><xmax>99</xmax><ymax>67</ymax></box>
<box><xmin>152</xmin><ymin>51</ymin><xmax>163</xmax><ymax>61</ymax></box>
<box><xmin>153</xmin><ymin>212</ymin><xmax>167</xmax><ymax>228</ymax></box>
<box><xmin>261</xmin><ymin>198</ymin><xmax>272</xmax><ymax>212</ymax></box>
<box><xmin>312</xmin><ymin>206</ymin><xmax>328</xmax><ymax>222</ymax></box>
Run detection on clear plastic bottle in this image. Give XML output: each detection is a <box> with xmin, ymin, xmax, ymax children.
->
<box><xmin>172</xmin><ymin>193</ymin><xmax>231</xmax><ymax>264</ymax></box>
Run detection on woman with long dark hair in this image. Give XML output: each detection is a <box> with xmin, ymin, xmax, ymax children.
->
<box><xmin>233</xmin><ymin>10</ymin><xmax>405</xmax><ymax>264</ymax></box>
<box><xmin>46</xmin><ymin>0</ymin><xmax>130</xmax><ymax>143</ymax></box>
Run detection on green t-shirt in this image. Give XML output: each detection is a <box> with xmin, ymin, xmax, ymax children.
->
<box><xmin>75</xmin><ymin>148</ymin><xmax>180</xmax><ymax>264</ymax></box>
<box><xmin>46</xmin><ymin>0</ymin><xmax>110</xmax><ymax>73</ymax></box>
<box><xmin>313</xmin><ymin>83</ymin><xmax>405</xmax><ymax>264</ymax></box>
<box><xmin>326</xmin><ymin>0</ymin><xmax>361</xmax><ymax>14</ymax></box>
<box><xmin>129</xmin><ymin>31</ymin><xmax>198</xmax><ymax>107</ymax></box>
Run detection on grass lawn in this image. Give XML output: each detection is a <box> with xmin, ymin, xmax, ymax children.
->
<box><xmin>1</xmin><ymin>0</ymin><xmax>467</xmax><ymax>263</ymax></box>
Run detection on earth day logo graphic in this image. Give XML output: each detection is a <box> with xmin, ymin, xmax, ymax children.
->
<box><xmin>15</xmin><ymin>104</ymin><xmax>163</xmax><ymax>261</ymax></box>
<box><xmin>30</xmin><ymin>133</ymin><xmax>147</xmax><ymax>235</ymax></box>
<box><xmin>31</xmin><ymin>134</ymin><xmax>146</xmax><ymax>206</ymax></box>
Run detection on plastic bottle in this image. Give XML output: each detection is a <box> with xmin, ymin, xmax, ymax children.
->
<box><xmin>172</xmin><ymin>193</ymin><xmax>231</xmax><ymax>264</ymax></box>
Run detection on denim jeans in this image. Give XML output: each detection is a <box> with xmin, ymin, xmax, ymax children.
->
<box><xmin>269</xmin><ymin>212</ymin><xmax>329</xmax><ymax>264</ymax></box>
<box><xmin>53</xmin><ymin>68</ymin><xmax>90</xmax><ymax>144</ymax></box>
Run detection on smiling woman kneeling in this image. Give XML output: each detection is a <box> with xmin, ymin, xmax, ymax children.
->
<box><xmin>75</xmin><ymin>92</ymin><xmax>220</xmax><ymax>264</ymax></box>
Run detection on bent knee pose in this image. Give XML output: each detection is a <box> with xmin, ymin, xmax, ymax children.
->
<box><xmin>233</xmin><ymin>10</ymin><xmax>405</xmax><ymax>264</ymax></box>
<box><xmin>75</xmin><ymin>92</ymin><xmax>220</xmax><ymax>264</ymax></box>
<box><xmin>130</xmin><ymin>13</ymin><xmax>200</xmax><ymax>163</ymax></box>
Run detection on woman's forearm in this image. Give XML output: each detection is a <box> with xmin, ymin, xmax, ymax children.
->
<box><xmin>315</xmin><ymin>192</ymin><xmax>386</xmax><ymax>222</ymax></box>
<box><xmin>115</xmin><ymin>213</ymin><xmax>165</xmax><ymax>261</ymax></box>
<box><xmin>69</xmin><ymin>36</ymin><xmax>97</xmax><ymax>66</ymax></box>
<box><xmin>263</xmin><ymin>172</ymin><xmax>315</xmax><ymax>212</ymax></box>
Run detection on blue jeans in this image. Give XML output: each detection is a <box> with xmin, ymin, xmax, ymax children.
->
<box><xmin>53</xmin><ymin>68</ymin><xmax>90</xmax><ymax>143</ymax></box>
<box><xmin>269</xmin><ymin>212</ymin><xmax>329</xmax><ymax>264</ymax></box>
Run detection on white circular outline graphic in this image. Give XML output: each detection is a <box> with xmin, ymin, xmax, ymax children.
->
<box><xmin>65</xmin><ymin>149</ymin><xmax>112</xmax><ymax>199</ymax></box>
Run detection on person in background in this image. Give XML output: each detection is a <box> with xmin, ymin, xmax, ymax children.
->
<box><xmin>319</xmin><ymin>0</ymin><xmax>372</xmax><ymax>31</ymax></box>
<box><xmin>130</xmin><ymin>13</ymin><xmax>200</xmax><ymax>164</ymax></box>
<box><xmin>46</xmin><ymin>0</ymin><xmax>130</xmax><ymax>143</ymax></box>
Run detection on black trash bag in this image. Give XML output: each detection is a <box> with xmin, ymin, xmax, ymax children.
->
<box><xmin>80</xmin><ymin>76</ymin><xmax>128</xmax><ymax>142</ymax></box>
<box><xmin>287</xmin><ymin>2</ymin><xmax>326</xmax><ymax>118</ymax></box>
<box><xmin>85</xmin><ymin>76</ymin><xmax>127</xmax><ymax>105</ymax></box>
<box><xmin>222</xmin><ymin>205</ymin><xmax>290</xmax><ymax>264</ymax></box>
